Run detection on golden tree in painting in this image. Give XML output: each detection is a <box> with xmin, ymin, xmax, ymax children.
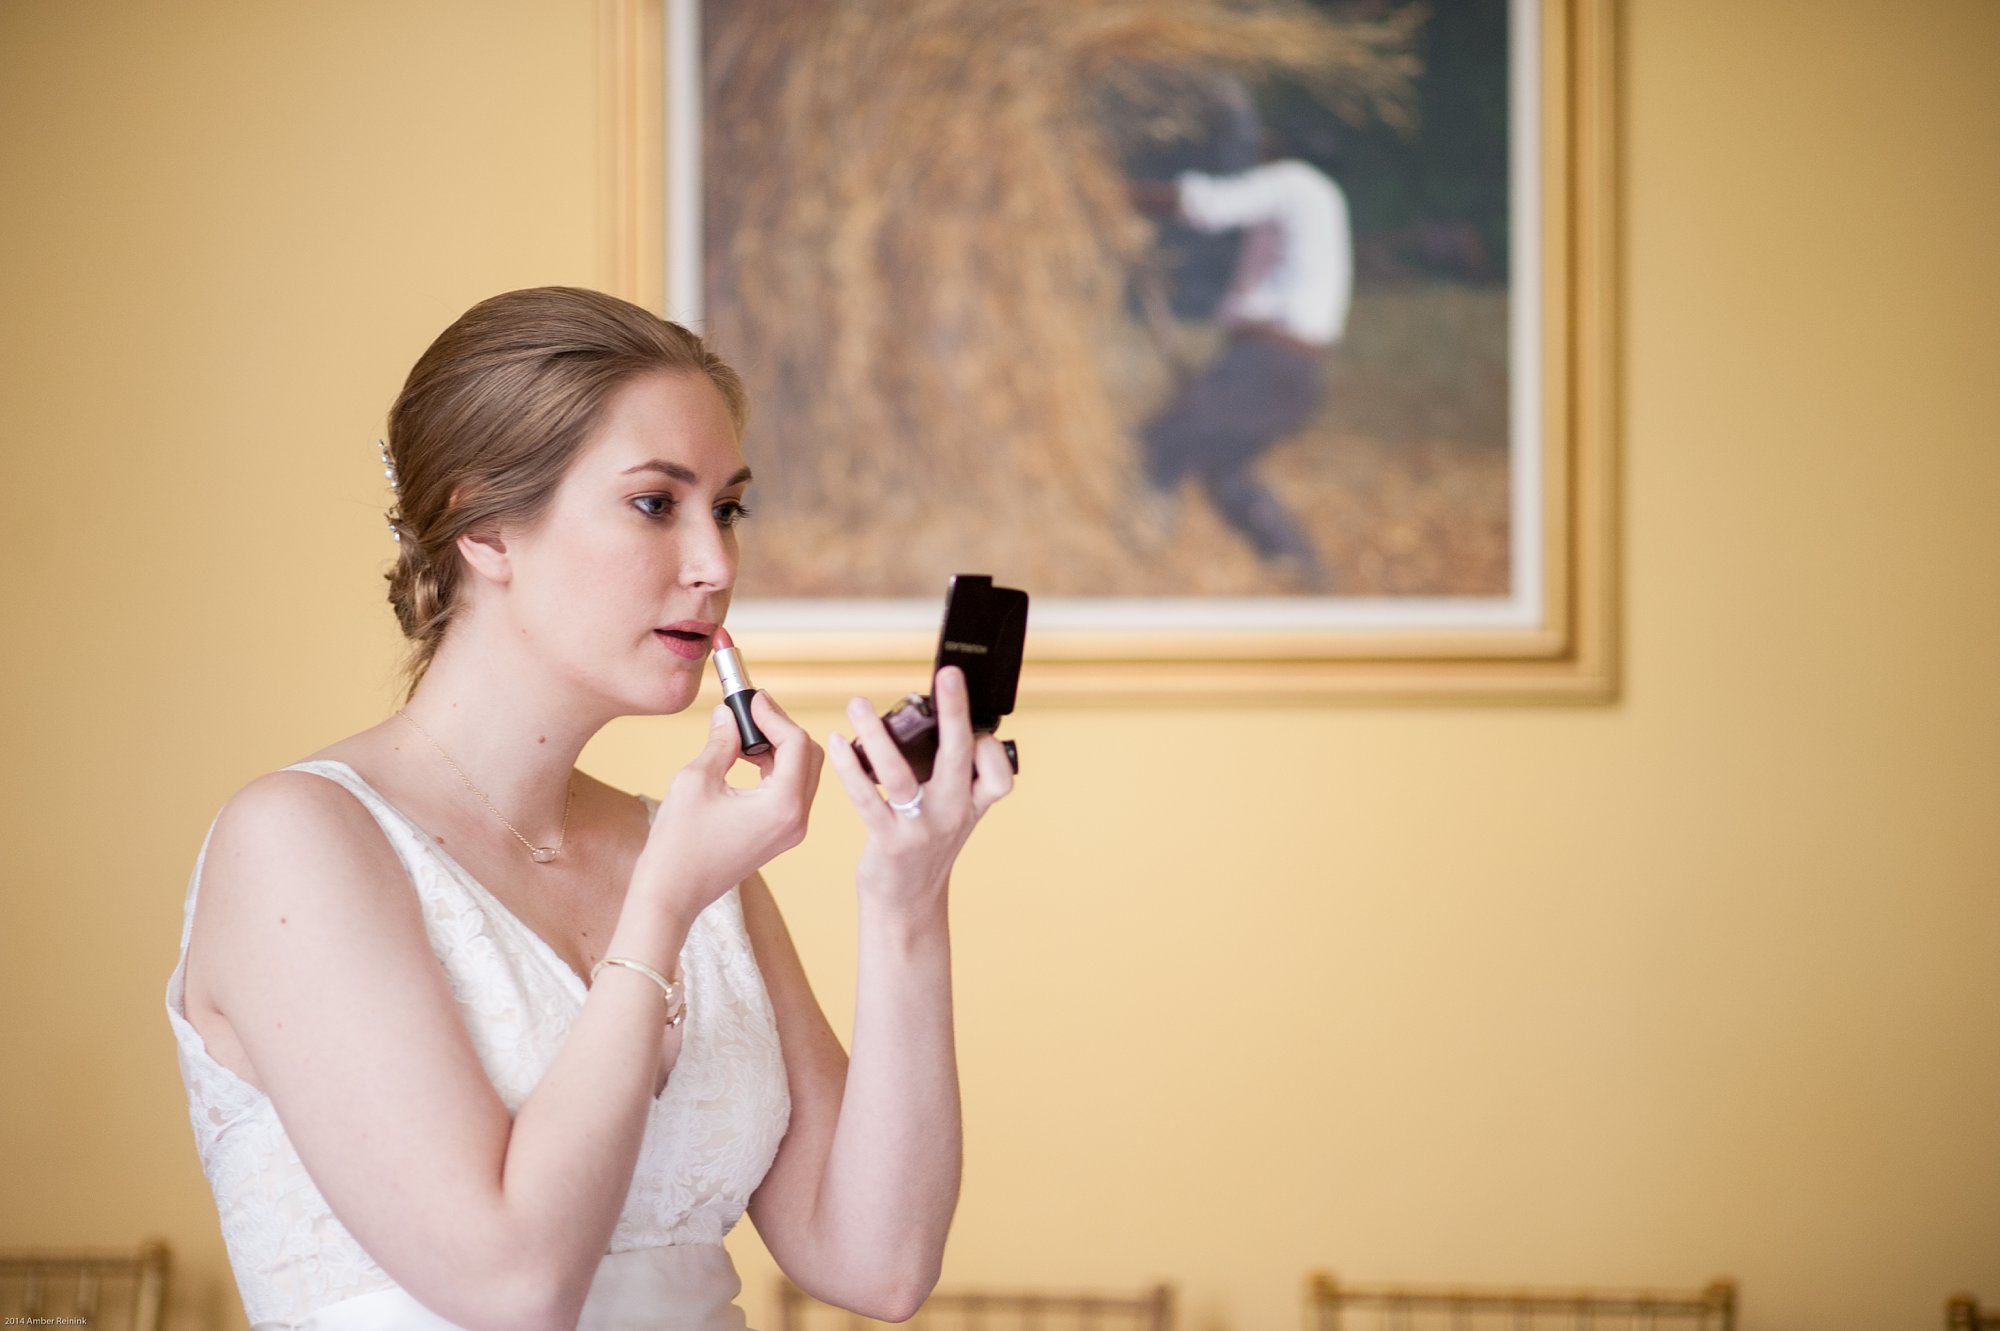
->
<box><xmin>706</xmin><ymin>0</ymin><xmax>1422</xmax><ymax>596</ymax></box>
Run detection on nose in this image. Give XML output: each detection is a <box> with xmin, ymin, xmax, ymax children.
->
<box><xmin>680</xmin><ymin>513</ymin><xmax>736</xmax><ymax>593</ymax></box>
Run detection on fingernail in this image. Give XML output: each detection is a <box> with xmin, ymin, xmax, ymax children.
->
<box><xmin>846</xmin><ymin>697</ymin><xmax>869</xmax><ymax>719</ymax></box>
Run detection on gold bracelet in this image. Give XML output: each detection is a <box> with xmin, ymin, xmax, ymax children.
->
<box><xmin>590</xmin><ymin>956</ymin><xmax>686</xmax><ymax>1027</ymax></box>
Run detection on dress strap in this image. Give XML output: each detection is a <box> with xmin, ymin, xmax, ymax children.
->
<box><xmin>276</xmin><ymin>759</ymin><xmax>450</xmax><ymax>864</ymax></box>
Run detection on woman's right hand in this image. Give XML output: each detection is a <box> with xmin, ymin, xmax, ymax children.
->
<box><xmin>634</xmin><ymin>691</ymin><xmax>822</xmax><ymax>923</ymax></box>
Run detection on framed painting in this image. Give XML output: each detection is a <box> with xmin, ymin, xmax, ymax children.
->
<box><xmin>605</xmin><ymin>0</ymin><xmax>1617</xmax><ymax>700</ymax></box>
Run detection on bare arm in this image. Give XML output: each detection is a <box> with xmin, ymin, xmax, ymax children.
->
<box><xmin>741</xmin><ymin>873</ymin><xmax>958</xmax><ymax>1321</ymax></box>
<box><xmin>745</xmin><ymin>668</ymin><xmax>1012</xmax><ymax>1319</ymax></box>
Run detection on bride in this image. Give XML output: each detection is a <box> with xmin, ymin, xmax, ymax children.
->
<box><xmin>164</xmin><ymin>286</ymin><xmax>1015</xmax><ymax>1330</ymax></box>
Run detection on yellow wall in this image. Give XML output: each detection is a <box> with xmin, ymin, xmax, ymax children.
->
<box><xmin>3</xmin><ymin>3</ymin><xmax>1996</xmax><ymax>1330</ymax></box>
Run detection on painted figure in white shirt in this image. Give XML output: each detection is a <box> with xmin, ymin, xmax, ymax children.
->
<box><xmin>1132</xmin><ymin>157</ymin><xmax>1353</xmax><ymax>588</ymax></box>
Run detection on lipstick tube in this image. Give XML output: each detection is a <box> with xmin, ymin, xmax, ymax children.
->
<box><xmin>712</xmin><ymin>628</ymin><xmax>772</xmax><ymax>756</ymax></box>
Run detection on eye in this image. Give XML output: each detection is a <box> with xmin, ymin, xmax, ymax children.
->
<box><xmin>715</xmin><ymin>499</ymin><xmax>752</xmax><ymax>529</ymax></box>
<box><xmin>633</xmin><ymin>494</ymin><xmax>676</xmax><ymax>519</ymax></box>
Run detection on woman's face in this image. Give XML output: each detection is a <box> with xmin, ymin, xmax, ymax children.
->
<box><xmin>496</xmin><ymin>368</ymin><xmax>751</xmax><ymax>716</ymax></box>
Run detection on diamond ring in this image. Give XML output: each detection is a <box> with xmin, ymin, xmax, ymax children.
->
<box><xmin>887</xmin><ymin>789</ymin><xmax>924</xmax><ymax>819</ymax></box>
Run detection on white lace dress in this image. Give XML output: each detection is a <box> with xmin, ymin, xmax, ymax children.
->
<box><xmin>164</xmin><ymin>760</ymin><xmax>793</xmax><ymax>1330</ymax></box>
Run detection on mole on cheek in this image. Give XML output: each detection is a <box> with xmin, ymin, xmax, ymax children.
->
<box><xmin>279</xmin><ymin>916</ymin><xmax>287</xmax><ymax>925</ymax></box>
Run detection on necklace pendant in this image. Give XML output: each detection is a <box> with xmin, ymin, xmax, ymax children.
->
<box><xmin>531</xmin><ymin>847</ymin><xmax>559</xmax><ymax>864</ymax></box>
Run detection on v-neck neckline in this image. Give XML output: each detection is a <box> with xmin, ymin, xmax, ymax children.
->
<box><xmin>293</xmin><ymin>758</ymin><xmax>657</xmax><ymax>997</ymax></box>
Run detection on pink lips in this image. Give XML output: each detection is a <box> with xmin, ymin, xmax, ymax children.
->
<box><xmin>654</xmin><ymin>621</ymin><xmax>716</xmax><ymax>661</ymax></box>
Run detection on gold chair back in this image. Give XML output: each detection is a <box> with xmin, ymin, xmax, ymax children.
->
<box><xmin>1949</xmin><ymin>1294</ymin><xmax>1998</xmax><ymax>1331</ymax></box>
<box><xmin>1308</xmin><ymin>1271</ymin><xmax>1735</xmax><ymax>1331</ymax></box>
<box><xmin>0</xmin><ymin>1238</ymin><xmax>170</xmax><ymax>1331</ymax></box>
<box><xmin>777</xmin><ymin>1277</ymin><xmax>1173</xmax><ymax>1331</ymax></box>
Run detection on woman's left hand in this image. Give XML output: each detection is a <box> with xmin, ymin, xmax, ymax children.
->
<box><xmin>827</xmin><ymin>664</ymin><xmax>1015</xmax><ymax>911</ymax></box>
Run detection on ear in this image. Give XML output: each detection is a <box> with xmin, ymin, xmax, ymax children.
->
<box><xmin>454</xmin><ymin>524</ymin><xmax>512</xmax><ymax>585</ymax></box>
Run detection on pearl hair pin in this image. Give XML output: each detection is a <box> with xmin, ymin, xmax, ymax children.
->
<box><xmin>378</xmin><ymin>439</ymin><xmax>402</xmax><ymax>541</ymax></box>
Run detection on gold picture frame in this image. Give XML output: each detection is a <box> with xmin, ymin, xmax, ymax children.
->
<box><xmin>603</xmin><ymin>0</ymin><xmax>1618</xmax><ymax>703</ymax></box>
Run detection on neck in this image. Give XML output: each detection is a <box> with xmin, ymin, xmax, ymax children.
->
<box><xmin>391</xmin><ymin>623</ymin><xmax>618</xmax><ymax>844</ymax></box>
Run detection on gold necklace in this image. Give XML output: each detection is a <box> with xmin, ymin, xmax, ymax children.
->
<box><xmin>395</xmin><ymin>709</ymin><xmax>574</xmax><ymax>864</ymax></box>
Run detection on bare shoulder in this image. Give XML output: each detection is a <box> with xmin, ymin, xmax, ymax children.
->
<box><xmin>574</xmin><ymin>766</ymin><xmax>655</xmax><ymax>811</ymax></box>
<box><xmin>191</xmin><ymin>768</ymin><xmax>420</xmax><ymax>1019</ymax></box>
<box><xmin>215</xmin><ymin>766</ymin><xmax>392</xmax><ymax>853</ymax></box>
<box><xmin>204</xmin><ymin>768</ymin><xmax>407</xmax><ymax>908</ymax></box>
<box><xmin>579</xmin><ymin>770</ymin><xmax>659</xmax><ymax>845</ymax></box>
<box><xmin>185</xmin><ymin>767</ymin><xmax>534</xmax><ymax>1318</ymax></box>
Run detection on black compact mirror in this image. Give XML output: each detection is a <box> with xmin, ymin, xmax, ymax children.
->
<box><xmin>853</xmin><ymin>574</ymin><xmax>1028</xmax><ymax>784</ymax></box>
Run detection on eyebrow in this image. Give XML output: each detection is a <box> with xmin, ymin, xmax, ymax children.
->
<box><xmin>619</xmin><ymin>460</ymin><xmax>754</xmax><ymax>487</ymax></box>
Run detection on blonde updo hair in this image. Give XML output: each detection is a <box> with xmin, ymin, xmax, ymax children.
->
<box><xmin>383</xmin><ymin>286</ymin><xmax>747</xmax><ymax>700</ymax></box>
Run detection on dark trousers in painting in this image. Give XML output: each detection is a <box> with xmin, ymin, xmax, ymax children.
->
<box><xmin>1142</xmin><ymin>328</ymin><xmax>1326</xmax><ymax>575</ymax></box>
